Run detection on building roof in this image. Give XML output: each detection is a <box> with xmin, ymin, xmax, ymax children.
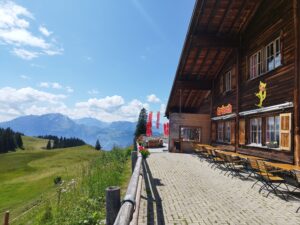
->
<box><xmin>166</xmin><ymin>0</ymin><xmax>262</xmax><ymax>117</ymax></box>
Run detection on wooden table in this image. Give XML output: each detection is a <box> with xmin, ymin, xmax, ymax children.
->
<box><xmin>264</xmin><ymin>162</ymin><xmax>300</xmax><ymax>171</ymax></box>
<box><xmin>215</xmin><ymin>149</ymin><xmax>263</xmax><ymax>160</ymax></box>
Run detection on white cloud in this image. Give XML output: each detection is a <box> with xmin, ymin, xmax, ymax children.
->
<box><xmin>0</xmin><ymin>1</ymin><xmax>62</xmax><ymax>60</ymax></box>
<box><xmin>52</xmin><ymin>82</ymin><xmax>62</xmax><ymax>89</ymax></box>
<box><xmin>39</xmin><ymin>25</ymin><xmax>52</xmax><ymax>37</ymax></box>
<box><xmin>39</xmin><ymin>82</ymin><xmax>73</xmax><ymax>93</ymax></box>
<box><xmin>0</xmin><ymin>87</ymin><xmax>151</xmax><ymax>123</ymax></box>
<box><xmin>20</xmin><ymin>74</ymin><xmax>31</xmax><ymax>80</ymax></box>
<box><xmin>147</xmin><ymin>94</ymin><xmax>160</xmax><ymax>103</ymax></box>
<box><xmin>160</xmin><ymin>103</ymin><xmax>166</xmax><ymax>113</ymax></box>
<box><xmin>75</xmin><ymin>95</ymin><xmax>125</xmax><ymax>110</ymax></box>
<box><xmin>12</xmin><ymin>48</ymin><xmax>39</xmax><ymax>60</ymax></box>
<box><xmin>66</xmin><ymin>86</ymin><xmax>74</xmax><ymax>93</ymax></box>
<box><xmin>88</xmin><ymin>89</ymin><xmax>99</xmax><ymax>95</ymax></box>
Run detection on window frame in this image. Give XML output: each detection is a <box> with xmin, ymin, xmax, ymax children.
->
<box><xmin>224</xmin><ymin>70</ymin><xmax>232</xmax><ymax>92</ymax></box>
<box><xmin>180</xmin><ymin>126</ymin><xmax>202</xmax><ymax>142</ymax></box>
<box><xmin>249</xmin><ymin>50</ymin><xmax>263</xmax><ymax>79</ymax></box>
<box><xmin>248</xmin><ymin>37</ymin><xmax>281</xmax><ymax>80</ymax></box>
<box><xmin>244</xmin><ymin>113</ymin><xmax>292</xmax><ymax>151</ymax></box>
<box><xmin>217</xmin><ymin>121</ymin><xmax>224</xmax><ymax>142</ymax></box>
<box><xmin>266</xmin><ymin>115</ymin><xmax>280</xmax><ymax>148</ymax></box>
<box><xmin>224</xmin><ymin>121</ymin><xmax>231</xmax><ymax>143</ymax></box>
<box><xmin>249</xmin><ymin>118</ymin><xmax>262</xmax><ymax>146</ymax></box>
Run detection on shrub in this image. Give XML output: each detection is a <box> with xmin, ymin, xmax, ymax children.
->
<box><xmin>54</xmin><ymin>176</ymin><xmax>62</xmax><ymax>185</ymax></box>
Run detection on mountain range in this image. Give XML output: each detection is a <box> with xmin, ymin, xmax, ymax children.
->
<box><xmin>0</xmin><ymin>113</ymin><xmax>163</xmax><ymax>150</ymax></box>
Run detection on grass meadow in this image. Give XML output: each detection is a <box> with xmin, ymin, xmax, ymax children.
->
<box><xmin>0</xmin><ymin>136</ymin><xmax>131</xmax><ymax>225</ymax></box>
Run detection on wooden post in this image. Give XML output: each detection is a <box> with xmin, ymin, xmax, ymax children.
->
<box><xmin>106</xmin><ymin>186</ymin><xmax>120</xmax><ymax>225</ymax></box>
<box><xmin>131</xmin><ymin>151</ymin><xmax>138</xmax><ymax>173</ymax></box>
<box><xmin>3</xmin><ymin>211</ymin><xmax>9</xmax><ymax>225</ymax></box>
<box><xmin>235</xmin><ymin>46</ymin><xmax>240</xmax><ymax>152</ymax></box>
<box><xmin>294</xmin><ymin>0</ymin><xmax>300</xmax><ymax>165</ymax></box>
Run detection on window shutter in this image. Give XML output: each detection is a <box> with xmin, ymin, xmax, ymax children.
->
<box><xmin>212</xmin><ymin>122</ymin><xmax>216</xmax><ymax>142</ymax></box>
<box><xmin>280</xmin><ymin>113</ymin><xmax>291</xmax><ymax>151</ymax></box>
<box><xmin>239</xmin><ymin>119</ymin><xmax>246</xmax><ymax>145</ymax></box>
<box><xmin>230</xmin><ymin>120</ymin><xmax>235</xmax><ymax>144</ymax></box>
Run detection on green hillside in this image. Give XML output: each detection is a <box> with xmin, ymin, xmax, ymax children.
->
<box><xmin>0</xmin><ymin>136</ymin><xmax>101</xmax><ymax>220</ymax></box>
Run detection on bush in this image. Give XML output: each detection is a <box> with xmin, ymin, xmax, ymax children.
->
<box><xmin>54</xmin><ymin>176</ymin><xmax>62</xmax><ymax>185</ymax></box>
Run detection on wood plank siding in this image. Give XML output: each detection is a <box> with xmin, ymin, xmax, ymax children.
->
<box><xmin>166</xmin><ymin>0</ymin><xmax>300</xmax><ymax>164</ymax></box>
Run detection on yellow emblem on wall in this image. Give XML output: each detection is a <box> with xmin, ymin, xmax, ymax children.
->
<box><xmin>255</xmin><ymin>81</ymin><xmax>267</xmax><ymax>108</ymax></box>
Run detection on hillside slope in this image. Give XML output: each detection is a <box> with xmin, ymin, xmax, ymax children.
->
<box><xmin>0</xmin><ymin>136</ymin><xmax>100</xmax><ymax>219</ymax></box>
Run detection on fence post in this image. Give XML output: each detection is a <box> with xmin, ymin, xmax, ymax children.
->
<box><xmin>106</xmin><ymin>186</ymin><xmax>120</xmax><ymax>225</ymax></box>
<box><xmin>131</xmin><ymin>151</ymin><xmax>138</xmax><ymax>173</ymax></box>
<box><xmin>3</xmin><ymin>211</ymin><xmax>9</xmax><ymax>225</ymax></box>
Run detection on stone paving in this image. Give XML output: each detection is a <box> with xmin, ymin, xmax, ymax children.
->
<box><xmin>138</xmin><ymin>152</ymin><xmax>300</xmax><ymax>225</ymax></box>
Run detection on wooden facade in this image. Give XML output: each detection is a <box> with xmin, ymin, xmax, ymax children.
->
<box><xmin>166</xmin><ymin>0</ymin><xmax>300</xmax><ymax>165</ymax></box>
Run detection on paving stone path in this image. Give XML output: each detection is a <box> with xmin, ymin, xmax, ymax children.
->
<box><xmin>138</xmin><ymin>152</ymin><xmax>300</xmax><ymax>225</ymax></box>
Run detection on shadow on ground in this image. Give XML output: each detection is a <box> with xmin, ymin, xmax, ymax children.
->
<box><xmin>142</xmin><ymin>159</ymin><xmax>165</xmax><ymax>225</ymax></box>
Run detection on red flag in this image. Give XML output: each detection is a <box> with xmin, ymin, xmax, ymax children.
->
<box><xmin>156</xmin><ymin>111</ymin><xmax>160</xmax><ymax>129</ymax></box>
<box><xmin>163</xmin><ymin>123</ymin><xmax>167</xmax><ymax>136</ymax></box>
<box><xmin>146</xmin><ymin>112</ymin><xmax>153</xmax><ymax>137</ymax></box>
<box><xmin>166</xmin><ymin>122</ymin><xmax>169</xmax><ymax>136</ymax></box>
<box><xmin>146</xmin><ymin>122</ymin><xmax>151</xmax><ymax>137</ymax></box>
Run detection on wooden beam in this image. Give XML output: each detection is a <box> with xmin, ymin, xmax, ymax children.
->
<box><xmin>216</xmin><ymin>0</ymin><xmax>234</xmax><ymax>34</ymax></box>
<box><xmin>227</xmin><ymin>0</ymin><xmax>247</xmax><ymax>34</ymax></box>
<box><xmin>169</xmin><ymin>106</ymin><xmax>199</xmax><ymax>114</ymax></box>
<box><xmin>192</xmin><ymin>34</ymin><xmax>239</xmax><ymax>48</ymax></box>
<box><xmin>175</xmin><ymin>79</ymin><xmax>212</xmax><ymax>90</ymax></box>
<box><xmin>235</xmin><ymin>48</ymin><xmax>241</xmax><ymax>152</ymax></box>
<box><xmin>293</xmin><ymin>0</ymin><xmax>300</xmax><ymax>166</ymax></box>
<box><xmin>184</xmin><ymin>90</ymin><xmax>195</xmax><ymax>108</ymax></box>
<box><xmin>204</xmin><ymin>0</ymin><xmax>221</xmax><ymax>31</ymax></box>
<box><xmin>205</xmin><ymin>49</ymin><xmax>221</xmax><ymax>75</ymax></box>
<box><xmin>240</xmin><ymin>0</ymin><xmax>263</xmax><ymax>33</ymax></box>
<box><xmin>194</xmin><ymin>49</ymin><xmax>210</xmax><ymax>76</ymax></box>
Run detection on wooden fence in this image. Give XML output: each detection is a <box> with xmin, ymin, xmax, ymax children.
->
<box><xmin>106</xmin><ymin>145</ymin><xmax>144</xmax><ymax>225</ymax></box>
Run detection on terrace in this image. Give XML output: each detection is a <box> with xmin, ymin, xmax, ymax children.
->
<box><xmin>137</xmin><ymin>150</ymin><xmax>300</xmax><ymax>224</ymax></box>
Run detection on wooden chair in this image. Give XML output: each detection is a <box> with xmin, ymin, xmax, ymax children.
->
<box><xmin>215</xmin><ymin>151</ymin><xmax>231</xmax><ymax>173</ymax></box>
<box><xmin>211</xmin><ymin>150</ymin><xmax>226</xmax><ymax>170</ymax></box>
<box><xmin>225</xmin><ymin>154</ymin><xmax>245</xmax><ymax>178</ymax></box>
<box><xmin>256</xmin><ymin>160</ymin><xmax>289</xmax><ymax>200</ymax></box>
<box><xmin>246</xmin><ymin>158</ymin><xmax>264</xmax><ymax>188</ymax></box>
<box><xmin>290</xmin><ymin>170</ymin><xmax>300</xmax><ymax>213</ymax></box>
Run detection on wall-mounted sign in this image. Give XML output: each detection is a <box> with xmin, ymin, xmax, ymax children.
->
<box><xmin>255</xmin><ymin>81</ymin><xmax>267</xmax><ymax>108</ymax></box>
<box><xmin>217</xmin><ymin>104</ymin><xmax>232</xmax><ymax>116</ymax></box>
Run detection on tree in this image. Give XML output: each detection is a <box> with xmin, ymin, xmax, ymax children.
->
<box><xmin>95</xmin><ymin>139</ymin><xmax>101</xmax><ymax>150</ymax></box>
<box><xmin>46</xmin><ymin>140</ymin><xmax>52</xmax><ymax>150</ymax></box>
<box><xmin>134</xmin><ymin>108</ymin><xmax>147</xmax><ymax>138</ymax></box>
<box><xmin>16</xmin><ymin>133</ymin><xmax>23</xmax><ymax>149</ymax></box>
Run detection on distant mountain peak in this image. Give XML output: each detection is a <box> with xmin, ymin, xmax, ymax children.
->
<box><xmin>0</xmin><ymin>113</ymin><xmax>150</xmax><ymax>150</ymax></box>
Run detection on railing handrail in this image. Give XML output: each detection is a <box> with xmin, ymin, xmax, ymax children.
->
<box><xmin>113</xmin><ymin>144</ymin><xmax>143</xmax><ymax>225</ymax></box>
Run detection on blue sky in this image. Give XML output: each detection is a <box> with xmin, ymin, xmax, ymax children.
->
<box><xmin>0</xmin><ymin>0</ymin><xmax>195</xmax><ymax>122</ymax></box>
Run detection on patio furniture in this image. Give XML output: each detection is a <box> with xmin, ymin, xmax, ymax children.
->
<box><xmin>211</xmin><ymin>149</ymin><xmax>227</xmax><ymax>170</ymax></box>
<box><xmin>246</xmin><ymin>158</ymin><xmax>264</xmax><ymax>188</ymax></box>
<box><xmin>256</xmin><ymin>160</ymin><xmax>289</xmax><ymax>201</ymax></box>
<box><xmin>225</xmin><ymin>154</ymin><xmax>245</xmax><ymax>178</ymax></box>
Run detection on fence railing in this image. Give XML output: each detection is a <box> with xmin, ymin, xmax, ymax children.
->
<box><xmin>106</xmin><ymin>143</ymin><xmax>144</xmax><ymax>225</ymax></box>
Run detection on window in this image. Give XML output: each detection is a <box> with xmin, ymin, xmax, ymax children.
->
<box><xmin>266</xmin><ymin>38</ymin><xmax>281</xmax><ymax>71</ymax></box>
<box><xmin>266</xmin><ymin>116</ymin><xmax>280</xmax><ymax>148</ymax></box>
<box><xmin>217</xmin><ymin>122</ymin><xmax>224</xmax><ymax>142</ymax></box>
<box><xmin>224</xmin><ymin>71</ymin><xmax>232</xmax><ymax>92</ymax></box>
<box><xmin>224</xmin><ymin>121</ymin><xmax>231</xmax><ymax>143</ymax></box>
<box><xmin>250</xmin><ymin>118</ymin><xmax>262</xmax><ymax>145</ymax></box>
<box><xmin>249</xmin><ymin>50</ymin><xmax>263</xmax><ymax>79</ymax></box>
<box><xmin>180</xmin><ymin>127</ymin><xmax>201</xmax><ymax>142</ymax></box>
<box><xmin>248</xmin><ymin>37</ymin><xmax>281</xmax><ymax>79</ymax></box>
